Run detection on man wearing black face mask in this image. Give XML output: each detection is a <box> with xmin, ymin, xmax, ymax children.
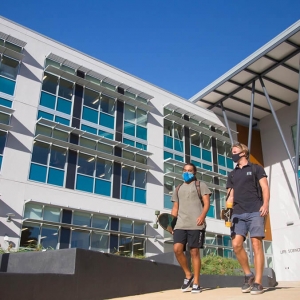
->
<box><xmin>226</xmin><ymin>143</ymin><xmax>270</xmax><ymax>295</ymax></box>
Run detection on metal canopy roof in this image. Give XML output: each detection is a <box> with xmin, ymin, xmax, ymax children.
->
<box><xmin>189</xmin><ymin>20</ymin><xmax>300</xmax><ymax>126</ymax></box>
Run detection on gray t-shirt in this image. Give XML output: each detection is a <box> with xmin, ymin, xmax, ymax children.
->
<box><xmin>172</xmin><ymin>181</ymin><xmax>211</xmax><ymax>230</ymax></box>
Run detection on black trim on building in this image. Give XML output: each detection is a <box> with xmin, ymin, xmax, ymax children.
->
<box><xmin>115</xmin><ymin>100</ymin><xmax>124</xmax><ymax>142</ymax></box>
<box><xmin>183</xmin><ymin>114</ymin><xmax>190</xmax><ymax>163</ymax></box>
<box><xmin>65</xmin><ymin>149</ymin><xmax>77</xmax><ymax>190</ymax></box>
<box><xmin>71</xmin><ymin>84</ymin><xmax>83</xmax><ymax>128</ymax></box>
<box><xmin>59</xmin><ymin>227</ymin><xmax>71</xmax><ymax>249</ymax></box>
<box><xmin>76</xmin><ymin>70</ymin><xmax>85</xmax><ymax>78</ymax></box>
<box><xmin>112</xmin><ymin>162</ymin><xmax>121</xmax><ymax>199</ymax></box>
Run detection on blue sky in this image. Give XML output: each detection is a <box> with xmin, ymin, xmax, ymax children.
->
<box><xmin>1</xmin><ymin>1</ymin><xmax>300</xmax><ymax>99</ymax></box>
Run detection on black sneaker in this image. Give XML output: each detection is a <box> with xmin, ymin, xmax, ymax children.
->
<box><xmin>191</xmin><ymin>284</ymin><xmax>201</xmax><ymax>293</ymax></box>
<box><xmin>241</xmin><ymin>273</ymin><xmax>255</xmax><ymax>293</ymax></box>
<box><xmin>181</xmin><ymin>274</ymin><xmax>194</xmax><ymax>292</ymax></box>
<box><xmin>250</xmin><ymin>283</ymin><xmax>264</xmax><ymax>295</ymax></box>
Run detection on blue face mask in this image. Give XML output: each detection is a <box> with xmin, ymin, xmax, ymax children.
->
<box><xmin>182</xmin><ymin>172</ymin><xmax>195</xmax><ymax>182</ymax></box>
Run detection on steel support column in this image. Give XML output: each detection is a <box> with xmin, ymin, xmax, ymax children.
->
<box><xmin>248</xmin><ymin>81</ymin><xmax>255</xmax><ymax>154</ymax></box>
<box><xmin>259</xmin><ymin>76</ymin><xmax>300</xmax><ymax>207</ymax></box>
<box><xmin>220</xmin><ymin>102</ymin><xmax>234</xmax><ymax>145</ymax></box>
<box><xmin>295</xmin><ymin>59</ymin><xmax>300</xmax><ymax>209</ymax></box>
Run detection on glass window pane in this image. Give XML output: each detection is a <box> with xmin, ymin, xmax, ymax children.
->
<box><xmin>133</xmin><ymin>238</ymin><xmax>145</xmax><ymax>257</ymax></box>
<box><xmin>164</xmin><ymin>119</ymin><xmax>173</xmax><ymax>137</ymax></box>
<box><xmin>86</xmin><ymin>75</ymin><xmax>100</xmax><ymax>85</ymax></box>
<box><xmin>80</xmin><ymin>137</ymin><xmax>96</xmax><ymax>150</ymax></box>
<box><xmin>191</xmin><ymin>131</ymin><xmax>200</xmax><ymax>146</ymax></box>
<box><xmin>97</xmin><ymin>143</ymin><xmax>113</xmax><ymax>154</ymax></box>
<box><xmin>57</xmin><ymin>97</ymin><xmax>72</xmax><ymax>115</ymax></box>
<box><xmin>45</xmin><ymin>58</ymin><xmax>60</xmax><ymax>69</ymax></box>
<box><xmin>0</xmin><ymin>131</ymin><xmax>6</xmax><ymax>154</ymax></box>
<box><xmin>95</xmin><ymin>179</ymin><xmax>111</xmax><ymax>196</ymax></box>
<box><xmin>100</xmin><ymin>94</ymin><xmax>115</xmax><ymax>115</ymax></box>
<box><xmin>207</xmin><ymin>205</ymin><xmax>215</xmax><ymax>218</ymax></box>
<box><xmin>120</xmin><ymin>219</ymin><xmax>133</xmax><ymax>233</ymax></box>
<box><xmin>91</xmin><ymin>232</ymin><xmax>109</xmax><ymax>252</ymax></box>
<box><xmin>95</xmin><ymin>158</ymin><xmax>112</xmax><ymax>179</ymax></box>
<box><xmin>84</xmin><ymin>88</ymin><xmax>99</xmax><ymax>109</ymax></box>
<box><xmin>135</xmin><ymin>188</ymin><xmax>146</xmax><ymax>204</ymax></box>
<box><xmin>53</xmin><ymin>129</ymin><xmax>69</xmax><ymax>142</ymax></box>
<box><xmin>217</xmin><ymin>140</ymin><xmax>225</xmax><ymax>155</ymax></box>
<box><xmin>123</xmin><ymin>150</ymin><xmax>134</xmax><ymax>161</ymax></box>
<box><xmin>124</xmin><ymin>104</ymin><xmax>135</xmax><ymax>122</ymax></box>
<box><xmin>76</xmin><ymin>174</ymin><xmax>94</xmax><ymax>193</ymax></box>
<box><xmin>47</xmin><ymin>168</ymin><xmax>64</xmax><ymax>186</ymax></box>
<box><xmin>92</xmin><ymin>215</ymin><xmax>110</xmax><ymax>229</ymax></box>
<box><xmin>164</xmin><ymin>151</ymin><xmax>173</xmax><ymax>160</ymax></box>
<box><xmin>124</xmin><ymin>121</ymin><xmax>135</xmax><ymax>136</ymax></box>
<box><xmin>264</xmin><ymin>241</ymin><xmax>273</xmax><ymax>254</ymax></box>
<box><xmin>38</xmin><ymin>110</ymin><xmax>53</xmax><ymax>121</ymax></box>
<box><xmin>136</xmin><ymin>96</ymin><xmax>147</xmax><ymax>104</ymax></box>
<box><xmin>136</xmin><ymin>126</ymin><xmax>147</xmax><ymax>140</ymax></box>
<box><xmin>81</xmin><ymin>124</ymin><xmax>97</xmax><ymax>134</ymax></box>
<box><xmin>24</xmin><ymin>203</ymin><xmax>43</xmax><ymax>219</ymax></box>
<box><xmin>223</xmin><ymin>236</ymin><xmax>232</xmax><ymax>247</ymax></box>
<box><xmin>29</xmin><ymin>163</ymin><xmax>47</xmax><ymax>182</ymax></box>
<box><xmin>98</xmin><ymin>130</ymin><xmax>113</xmax><ymax>140</ymax></box>
<box><xmin>58</xmin><ymin>78</ymin><xmax>73</xmax><ymax>100</ymax></box>
<box><xmin>122</xmin><ymin>166</ymin><xmax>134</xmax><ymax>185</ymax></box>
<box><xmin>164</xmin><ymin>194</ymin><xmax>173</xmax><ymax>209</ymax></box>
<box><xmin>73</xmin><ymin>212</ymin><xmax>91</xmax><ymax>227</ymax></box>
<box><xmin>135</xmin><ymin>169</ymin><xmax>146</xmax><ymax>188</ymax></box>
<box><xmin>218</xmin><ymin>154</ymin><xmax>226</xmax><ymax>167</ymax></box>
<box><xmin>77</xmin><ymin>153</ymin><xmax>95</xmax><ymax>176</ymax></box>
<box><xmin>5</xmin><ymin>42</ymin><xmax>22</xmax><ymax>53</ymax></box>
<box><xmin>191</xmin><ymin>145</ymin><xmax>201</xmax><ymax>158</ymax></box>
<box><xmin>164</xmin><ymin>177</ymin><xmax>173</xmax><ymax>195</ymax></box>
<box><xmin>202</xmin><ymin>149</ymin><xmax>212</xmax><ymax>162</ymax></box>
<box><xmin>32</xmin><ymin>142</ymin><xmax>49</xmax><ymax>165</ymax></box>
<box><xmin>20</xmin><ymin>222</ymin><xmax>40</xmax><ymax>248</ymax></box>
<box><xmin>42</xmin><ymin>73</ymin><xmax>58</xmax><ymax>94</ymax></box>
<box><xmin>136</xmin><ymin>142</ymin><xmax>147</xmax><ymax>150</ymax></box>
<box><xmin>174</xmin><ymin>123</ymin><xmax>183</xmax><ymax>140</ymax></box>
<box><xmin>203</xmin><ymin>164</ymin><xmax>212</xmax><ymax>171</ymax></box>
<box><xmin>125</xmin><ymin>91</ymin><xmax>135</xmax><ymax>99</ymax></box>
<box><xmin>0</xmin><ymin>56</ymin><xmax>19</xmax><ymax>80</ymax></box>
<box><xmin>226</xmin><ymin>157</ymin><xmax>234</xmax><ymax>169</ymax></box>
<box><xmin>121</xmin><ymin>185</ymin><xmax>134</xmax><ymax>201</ymax></box>
<box><xmin>0</xmin><ymin>76</ymin><xmax>15</xmax><ymax>95</ymax></box>
<box><xmin>174</xmin><ymin>155</ymin><xmax>183</xmax><ymax>162</ymax></box>
<box><xmin>0</xmin><ymin>113</ymin><xmax>9</xmax><ymax>125</ymax></box>
<box><xmin>202</xmin><ymin>134</ymin><xmax>211</xmax><ymax>150</ymax></box>
<box><xmin>119</xmin><ymin>235</ymin><xmax>132</xmax><ymax>256</ymax></box>
<box><xmin>137</xmin><ymin>109</ymin><xmax>147</xmax><ymax>126</ymax></box>
<box><xmin>174</xmin><ymin>139</ymin><xmax>183</xmax><ymax>152</ymax></box>
<box><xmin>101</xmin><ymin>81</ymin><xmax>115</xmax><ymax>91</ymax></box>
<box><xmin>164</xmin><ymin>135</ymin><xmax>173</xmax><ymax>149</ymax></box>
<box><xmin>71</xmin><ymin>230</ymin><xmax>90</xmax><ymax>249</ymax></box>
<box><xmin>40</xmin><ymin>92</ymin><xmax>56</xmax><ymax>109</ymax></box>
<box><xmin>136</xmin><ymin>154</ymin><xmax>147</xmax><ymax>164</ymax></box>
<box><xmin>50</xmin><ymin>145</ymin><xmax>67</xmax><ymax>169</ymax></box>
<box><xmin>0</xmin><ymin>97</ymin><xmax>12</xmax><ymax>107</ymax></box>
<box><xmin>82</xmin><ymin>107</ymin><xmax>98</xmax><ymax>124</ymax></box>
<box><xmin>99</xmin><ymin>113</ymin><xmax>114</xmax><ymax>129</ymax></box>
<box><xmin>40</xmin><ymin>225</ymin><xmax>59</xmax><ymax>249</ymax></box>
<box><xmin>36</xmin><ymin>124</ymin><xmax>51</xmax><ymax>137</ymax></box>
<box><xmin>43</xmin><ymin>206</ymin><xmax>61</xmax><ymax>222</ymax></box>
<box><xmin>134</xmin><ymin>222</ymin><xmax>145</xmax><ymax>235</ymax></box>
<box><xmin>123</xmin><ymin>138</ymin><xmax>135</xmax><ymax>146</ymax></box>
<box><xmin>164</xmin><ymin>163</ymin><xmax>173</xmax><ymax>173</ymax></box>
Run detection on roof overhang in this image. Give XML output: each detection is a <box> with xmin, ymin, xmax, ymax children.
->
<box><xmin>189</xmin><ymin>20</ymin><xmax>300</xmax><ymax>126</ymax></box>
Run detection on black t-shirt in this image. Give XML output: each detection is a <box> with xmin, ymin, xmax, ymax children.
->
<box><xmin>226</xmin><ymin>162</ymin><xmax>267</xmax><ymax>214</ymax></box>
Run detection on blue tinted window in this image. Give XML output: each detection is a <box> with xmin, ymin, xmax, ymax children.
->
<box><xmin>47</xmin><ymin>168</ymin><xmax>64</xmax><ymax>186</ymax></box>
<box><xmin>202</xmin><ymin>149</ymin><xmax>212</xmax><ymax>162</ymax></box>
<box><xmin>218</xmin><ymin>155</ymin><xmax>226</xmax><ymax>167</ymax></box>
<box><xmin>99</xmin><ymin>113</ymin><xmax>114</xmax><ymax>129</ymax></box>
<box><xmin>55</xmin><ymin>116</ymin><xmax>69</xmax><ymax>126</ymax></box>
<box><xmin>40</xmin><ymin>92</ymin><xmax>56</xmax><ymax>109</ymax></box>
<box><xmin>136</xmin><ymin>126</ymin><xmax>147</xmax><ymax>140</ymax></box>
<box><xmin>82</xmin><ymin>107</ymin><xmax>98</xmax><ymax>124</ymax></box>
<box><xmin>121</xmin><ymin>185</ymin><xmax>134</xmax><ymax>201</ymax></box>
<box><xmin>81</xmin><ymin>124</ymin><xmax>97</xmax><ymax>134</ymax></box>
<box><xmin>57</xmin><ymin>97</ymin><xmax>72</xmax><ymax>115</ymax></box>
<box><xmin>164</xmin><ymin>135</ymin><xmax>173</xmax><ymax>149</ymax></box>
<box><xmin>219</xmin><ymin>169</ymin><xmax>227</xmax><ymax>175</ymax></box>
<box><xmin>175</xmin><ymin>155</ymin><xmax>183</xmax><ymax>162</ymax></box>
<box><xmin>0</xmin><ymin>155</ymin><xmax>2</xmax><ymax>170</ymax></box>
<box><xmin>203</xmin><ymin>164</ymin><xmax>212</xmax><ymax>171</ymax></box>
<box><xmin>164</xmin><ymin>194</ymin><xmax>173</xmax><ymax>209</ymax></box>
<box><xmin>135</xmin><ymin>188</ymin><xmax>146</xmax><ymax>204</ymax></box>
<box><xmin>98</xmin><ymin>130</ymin><xmax>113</xmax><ymax>140</ymax></box>
<box><xmin>174</xmin><ymin>139</ymin><xmax>183</xmax><ymax>152</ymax></box>
<box><xmin>76</xmin><ymin>174</ymin><xmax>94</xmax><ymax>193</ymax></box>
<box><xmin>123</xmin><ymin>138</ymin><xmax>135</xmax><ymax>146</ymax></box>
<box><xmin>38</xmin><ymin>110</ymin><xmax>53</xmax><ymax>121</ymax></box>
<box><xmin>191</xmin><ymin>160</ymin><xmax>201</xmax><ymax>167</ymax></box>
<box><xmin>191</xmin><ymin>145</ymin><xmax>201</xmax><ymax>158</ymax></box>
<box><xmin>223</xmin><ymin>236</ymin><xmax>231</xmax><ymax>247</ymax></box>
<box><xmin>95</xmin><ymin>179</ymin><xmax>111</xmax><ymax>196</ymax></box>
<box><xmin>0</xmin><ymin>77</ymin><xmax>15</xmax><ymax>95</ymax></box>
<box><xmin>136</xmin><ymin>142</ymin><xmax>147</xmax><ymax>150</ymax></box>
<box><xmin>0</xmin><ymin>97</ymin><xmax>12</xmax><ymax>108</ymax></box>
<box><xmin>207</xmin><ymin>205</ymin><xmax>215</xmax><ymax>218</ymax></box>
<box><xmin>164</xmin><ymin>151</ymin><xmax>173</xmax><ymax>160</ymax></box>
<box><xmin>29</xmin><ymin>163</ymin><xmax>47</xmax><ymax>182</ymax></box>
<box><xmin>124</xmin><ymin>121</ymin><xmax>135</xmax><ymax>136</ymax></box>
<box><xmin>226</xmin><ymin>157</ymin><xmax>234</xmax><ymax>169</ymax></box>
<box><xmin>0</xmin><ymin>131</ymin><xmax>7</xmax><ymax>154</ymax></box>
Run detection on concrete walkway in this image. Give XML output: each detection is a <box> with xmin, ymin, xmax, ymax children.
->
<box><xmin>107</xmin><ymin>282</ymin><xmax>300</xmax><ymax>300</ymax></box>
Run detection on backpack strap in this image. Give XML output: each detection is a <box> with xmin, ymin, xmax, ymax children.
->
<box><xmin>175</xmin><ymin>183</ymin><xmax>183</xmax><ymax>203</ymax></box>
<box><xmin>195</xmin><ymin>180</ymin><xmax>204</xmax><ymax>207</ymax></box>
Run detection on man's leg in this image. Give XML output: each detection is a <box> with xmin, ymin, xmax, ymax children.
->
<box><xmin>232</xmin><ymin>235</ymin><xmax>251</xmax><ymax>274</ymax></box>
<box><xmin>251</xmin><ymin>237</ymin><xmax>264</xmax><ymax>284</ymax></box>
<box><xmin>173</xmin><ymin>243</ymin><xmax>192</xmax><ymax>279</ymax></box>
<box><xmin>190</xmin><ymin>247</ymin><xmax>200</xmax><ymax>285</ymax></box>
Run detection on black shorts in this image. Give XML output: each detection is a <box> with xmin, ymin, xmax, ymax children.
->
<box><xmin>173</xmin><ymin>229</ymin><xmax>205</xmax><ymax>248</ymax></box>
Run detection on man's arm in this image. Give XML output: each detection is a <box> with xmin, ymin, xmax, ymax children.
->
<box><xmin>226</xmin><ymin>187</ymin><xmax>234</xmax><ymax>206</ymax></box>
<box><xmin>196</xmin><ymin>194</ymin><xmax>210</xmax><ymax>226</ymax></box>
<box><xmin>171</xmin><ymin>201</ymin><xmax>179</xmax><ymax>218</ymax></box>
<box><xmin>259</xmin><ymin>177</ymin><xmax>270</xmax><ymax>216</ymax></box>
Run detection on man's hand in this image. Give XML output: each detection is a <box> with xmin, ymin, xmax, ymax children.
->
<box><xmin>196</xmin><ymin>214</ymin><xmax>206</xmax><ymax>226</ymax></box>
<box><xmin>166</xmin><ymin>225</ymin><xmax>174</xmax><ymax>234</ymax></box>
<box><xmin>259</xmin><ymin>204</ymin><xmax>269</xmax><ymax>217</ymax></box>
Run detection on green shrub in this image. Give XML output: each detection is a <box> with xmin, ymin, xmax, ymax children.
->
<box><xmin>200</xmin><ymin>254</ymin><xmax>243</xmax><ymax>276</ymax></box>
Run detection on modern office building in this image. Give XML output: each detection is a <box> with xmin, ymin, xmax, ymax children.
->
<box><xmin>0</xmin><ymin>16</ymin><xmax>299</xmax><ymax>281</ymax></box>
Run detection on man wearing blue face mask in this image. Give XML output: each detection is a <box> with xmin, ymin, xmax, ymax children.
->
<box><xmin>226</xmin><ymin>143</ymin><xmax>269</xmax><ymax>295</ymax></box>
<box><xmin>171</xmin><ymin>163</ymin><xmax>211</xmax><ymax>293</ymax></box>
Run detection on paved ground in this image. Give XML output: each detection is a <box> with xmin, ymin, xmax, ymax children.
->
<box><xmin>107</xmin><ymin>282</ymin><xmax>300</xmax><ymax>300</ymax></box>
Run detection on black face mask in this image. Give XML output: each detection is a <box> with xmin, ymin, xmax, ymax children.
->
<box><xmin>232</xmin><ymin>152</ymin><xmax>243</xmax><ymax>163</ymax></box>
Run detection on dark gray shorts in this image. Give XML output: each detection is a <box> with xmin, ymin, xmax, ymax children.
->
<box><xmin>173</xmin><ymin>229</ymin><xmax>205</xmax><ymax>248</ymax></box>
<box><xmin>231</xmin><ymin>212</ymin><xmax>265</xmax><ymax>239</ymax></box>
